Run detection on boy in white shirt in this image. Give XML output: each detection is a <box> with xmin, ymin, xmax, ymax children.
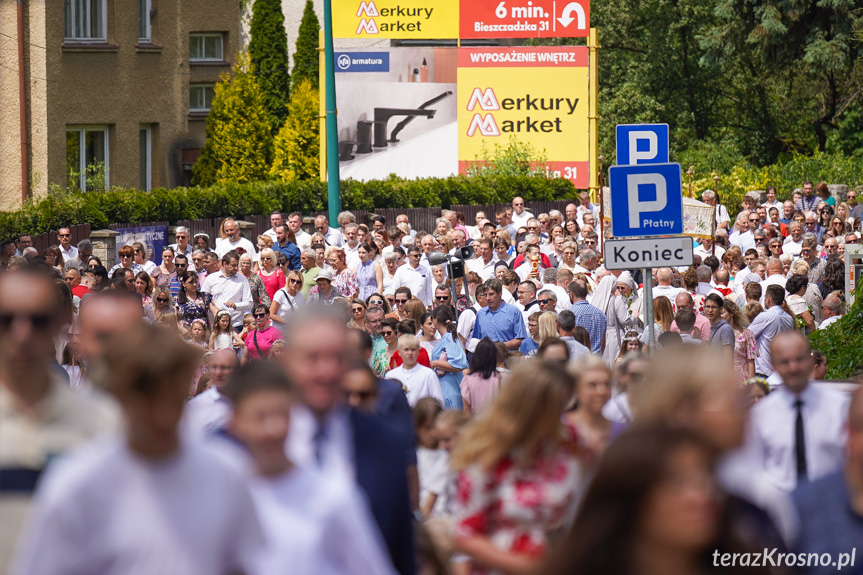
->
<box><xmin>386</xmin><ymin>335</ymin><xmax>444</xmax><ymax>407</ymax></box>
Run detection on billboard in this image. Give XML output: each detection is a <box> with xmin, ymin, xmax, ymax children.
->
<box><xmin>457</xmin><ymin>46</ymin><xmax>590</xmax><ymax>188</ymax></box>
<box><xmin>332</xmin><ymin>0</ymin><xmax>459</xmax><ymax>39</ymax></box>
<box><xmin>459</xmin><ymin>0</ymin><xmax>590</xmax><ymax>39</ymax></box>
<box><xmin>115</xmin><ymin>225</ymin><xmax>167</xmax><ymax>265</ymax></box>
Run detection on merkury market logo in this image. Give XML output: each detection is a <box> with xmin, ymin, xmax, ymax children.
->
<box><xmin>465</xmin><ymin>87</ymin><xmax>579</xmax><ymax>137</ymax></box>
<box><xmin>355</xmin><ymin>1</ymin><xmax>436</xmax><ymax>34</ymax></box>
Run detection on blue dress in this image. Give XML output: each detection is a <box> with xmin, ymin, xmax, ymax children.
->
<box><xmin>431</xmin><ymin>332</ymin><xmax>469</xmax><ymax>410</ymax></box>
<box><xmin>356</xmin><ymin>259</ymin><xmax>378</xmax><ymax>301</ymax></box>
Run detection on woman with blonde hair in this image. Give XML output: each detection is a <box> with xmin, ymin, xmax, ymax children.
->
<box><xmin>558</xmin><ymin>241</ymin><xmax>578</xmax><ymax>271</ymax></box>
<box><xmin>256</xmin><ymin>247</ymin><xmax>285</xmax><ymax>302</ymax></box>
<box><xmin>495</xmin><ymin>228</ymin><xmax>513</xmax><ymax>252</ymax></box>
<box><xmin>537</xmin><ymin>311</ymin><xmax>559</xmax><ymax>343</ymax></box>
<box><xmin>403</xmin><ymin>297</ymin><xmax>427</xmax><ymax>322</ymax></box>
<box><xmin>720</xmin><ymin>299</ymin><xmax>758</xmax><ymax>382</ymax></box>
<box><xmin>565</xmin><ymin>355</ymin><xmax>621</xmax><ymax>456</ymax></box>
<box><xmin>451</xmin><ymin>361</ymin><xmax>584</xmax><ymax>574</ymax></box>
<box><xmin>148</xmin><ymin>286</ymin><xmax>174</xmax><ymax>324</ymax></box>
<box><xmin>640</xmin><ymin>296</ymin><xmax>673</xmax><ymax>344</ymax></box>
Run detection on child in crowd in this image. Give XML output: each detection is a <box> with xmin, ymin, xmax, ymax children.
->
<box><xmin>414</xmin><ymin>398</ymin><xmax>447</xmax><ymax>519</ymax></box>
<box><xmin>386</xmin><ymin>335</ymin><xmax>444</xmax><ymax>407</ymax></box>
<box><xmin>210</xmin><ymin>311</ymin><xmax>244</xmax><ymax>351</ymax></box>
<box><xmin>270</xmin><ymin>339</ymin><xmax>286</xmax><ymax>359</ymax></box>
<box><xmin>188</xmin><ymin>319</ymin><xmax>209</xmax><ymax>395</ymax></box>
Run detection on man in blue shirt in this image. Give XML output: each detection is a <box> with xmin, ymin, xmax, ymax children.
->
<box><xmin>472</xmin><ymin>279</ymin><xmax>527</xmax><ymax>350</ymax></box>
<box><xmin>568</xmin><ymin>278</ymin><xmax>606</xmax><ymax>354</ymax></box>
<box><xmin>273</xmin><ymin>224</ymin><xmax>301</xmax><ymax>271</ymax></box>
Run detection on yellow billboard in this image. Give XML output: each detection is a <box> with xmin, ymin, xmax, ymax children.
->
<box><xmin>332</xmin><ymin>0</ymin><xmax>459</xmax><ymax>39</ymax></box>
<box><xmin>457</xmin><ymin>47</ymin><xmax>590</xmax><ymax>187</ymax></box>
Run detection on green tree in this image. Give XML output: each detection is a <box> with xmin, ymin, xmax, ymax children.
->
<box><xmin>248</xmin><ymin>0</ymin><xmax>291</xmax><ymax>134</ymax></box>
<box><xmin>193</xmin><ymin>53</ymin><xmax>272</xmax><ymax>186</ymax></box>
<box><xmin>292</xmin><ymin>0</ymin><xmax>320</xmax><ymax>92</ymax></box>
<box><xmin>271</xmin><ymin>79</ymin><xmax>320</xmax><ymax>181</ymax></box>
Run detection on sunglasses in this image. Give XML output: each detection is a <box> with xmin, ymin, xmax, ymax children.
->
<box><xmin>157</xmin><ymin>298</ymin><xmax>169</xmax><ymax>303</ymax></box>
<box><xmin>261</xmin><ymin>257</ymin><xmax>271</xmax><ymax>261</ymax></box>
<box><xmin>538</xmin><ymin>299</ymin><xmax>552</xmax><ymax>305</ymax></box>
<box><xmin>58</xmin><ymin>234</ymin><xmax>70</xmax><ymax>238</ymax></box>
<box><xmin>0</xmin><ymin>312</ymin><xmax>55</xmax><ymax>332</ymax></box>
<box><xmin>353</xmin><ymin>307</ymin><xmax>365</xmax><ymax>312</ymax></box>
<box><xmin>253</xmin><ymin>312</ymin><xmax>268</xmax><ymax>318</ymax></box>
<box><xmin>369</xmin><ymin>299</ymin><xmax>384</xmax><ymax>305</ymax></box>
<box><xmin>435</xmin><ymin>296</ymin><xmax>449</xmax><ymax>301</ymax></box>
<box><xmin>394</xmin><ymin>299</ymin><xmax>408</xmax><ymax>305</ymax></box>
<box><xmin>382</xmin><ymin>330</ymin><xmax>395</xmax><ymax>336</ymax></box>
<box><xmin>289</xmin><ymin>279</ymin><xmax>302</xmax><ymax>285</ymax></box>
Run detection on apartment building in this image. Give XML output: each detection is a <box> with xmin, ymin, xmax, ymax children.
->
<box><xmin>0</xmin><ymin>0</ymin><xmax>241</xmax><ymax>211</ymax></box>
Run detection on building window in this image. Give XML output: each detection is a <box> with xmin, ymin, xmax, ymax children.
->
<box><xmin>66</xmin><ymin>126</ymin><xmax>109</xmax><ymax>191</ymax></box>
<box><xmin>139</xmin><ymin>0</ymin><xmax>152</xmax><ymax>42</ymax></box>
<box><xmin>189</xmin><ymin>84</ymin><xmax>216</xmax><ymax>112</ymax></box>
<box><xmin>189</xmin><ymin>34</ymin><xmax>223</xmax><ymax>62</ymax></box>
<box><xmin>139</xmin><ymin>126</ymin><xmax>152</xmax><ymax>191</ymax></box>
<box><xmin>64</xmin><ymin>0</ymin><xmax>107</xmax><ymax>42</ymax></box>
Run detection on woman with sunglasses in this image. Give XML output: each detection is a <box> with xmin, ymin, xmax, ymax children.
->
<box><xmin>829</xmin><ymin>215</ymin><xmax>847</xmax><ymax>237</ymax></box>
<box><xmin>107</xmin><ymin>245</ymin><xmax>142</xmax><ymax>280</ymax></box>
<box><xmin>355</xmin><ymin>242</ymin><xmax>383</xmax><ymax>300</ymax></box>
<box><xmin>270</xmin><ymin>270</ymin><xmax>304</xmax><ymax>328</ymax></box>
<box><xmin>41</xmin><ymin>245</ymin><xmax>63</xmax><ymax>277</ymax></box>
<box><xmin>429</xmin><ymin>304</ymin><xmax>469</xmax><ymax>410</ymax></box>
<box><xmin>242</xmin><ymin>304</ymin><xmax>281</xmax><ymax>364</ymax></box>
<box><xmin>150</xmin><ymin>247</ymin><xmax>177</xmax><ymax>289</ymax></box>
<box><xmin>380</xmin><ymin>317</ymin><xmax>400</xmax><ymax>367</ymax></box>
<box><xmin>148</xmin><ymin>286</ymin><xmax>174</xmax><ymax>324</ymax></box>
<box><xmin>176</xmin><ymin>270</ymin><xmax>211</xmax><ymax>331</ymax></box>
<box><xmin>348</xmin><ymin>299</ymin><xmax>368</xmax><ymax>330</ymax></box>
<box><xmin>256</xmin><ymin>247</ymin><xmax>285</xmax><ymax>302</ymax></box>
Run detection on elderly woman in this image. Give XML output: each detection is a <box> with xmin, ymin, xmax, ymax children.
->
<box><xmin>239</xmin><ymin>252</ymin><xmax>271</xmax><ymax>308</ymax></box>
<box><xmin>558</xmin><ymin>241</ymin><xmax>578</xmax><ymax>271</ymax></box>
<box><xmin>593</xmin><ymin>275</ymin><xmax>638</xmax><ymax>365</ymax></box>
<box><xmin>307</xmin><ymin>269</ymin><xmax>342</xmax><ymax>304</ymax></box>
<box><xmin>789</xmin><ymin>258</ymin><xmax>823</xmax><ymax>323</ymax></box>
<box><xmin>325</xmin><ymin>246</ymin><xmax>358</xmax><ymax>299</ymax></box>
<box><xmin>435</xmin><ymin>217</ymin><xmax>452</xmax><ymax>239</ymax></box>
<box><xmin>256</xmin><ymin>247</ymin><xmax>284</xmax><ymax>302</ymax></box>
<box><xmin>382</xmin><ymin>250</ymin><xmax>400</xmax><ymax>294</ymax></box>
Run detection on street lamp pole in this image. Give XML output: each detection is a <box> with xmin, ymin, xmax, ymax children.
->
<box><xmin>323</xmin><ymin>0</ymin><xmax>342</xmax><ymax>224</ymax></box>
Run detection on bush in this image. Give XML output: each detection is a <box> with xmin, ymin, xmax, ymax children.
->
<box><xmin>809</xmin><ymin>282</ymin><xmax>863</xmax><ymax>380</ymax></box>
<box><xmin>0</xmin><ymin>175</ymin><xmax>577</xmax><ymax>241</ymax></box>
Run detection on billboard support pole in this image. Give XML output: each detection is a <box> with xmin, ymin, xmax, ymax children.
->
<box><xmin>323</xmin><ymin>0</ymin><xmax>342</xmax><ymax>223</ymax></box>
<box><xmin>318</xmin><ymin>30</ymin><xmax>326</xmax><ymax>183</ymax></box>
<box><xmin>588</xmin><ymin>28</ymin><xmax>598</xmax><ymax>201</ymax></box>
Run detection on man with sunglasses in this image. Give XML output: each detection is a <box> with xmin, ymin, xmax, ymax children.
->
<box><xmin>314</xmin><ymin>215</ymin><xmax>343</xmax><ymax>248</ymax></box>
<box><xmin>510</xmin><ymin>196</ymin><xmax>534</xmax><ymax>228</ymax></box>
<box><xmin>1</xmin><ymin>270</ymin><xmax>121</xmax><ymax>563</ymax></box>
<box><xmin>57</xmin><ymin>227</ymin><xmax>78</xmax><ymax>263</ymax></box>
<box><xmin>168</xmin><ymin>226</ymin><xmax>193</xmax><ymax>258</ymax></box>
<box><xmin>392</xmin><ymin>246</ymin><xmax>432</xmax><ymax>307</ymax></box>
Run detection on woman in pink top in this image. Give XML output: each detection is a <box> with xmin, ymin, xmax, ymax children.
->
<box><xmin>257</xmin><ymin>247</ymin><xmax>285</xmax><ymax>302</ymax></box>
<box><xmin>460</xmin><ymin>338</ymin><xmax>502</xmax><ymax>414</ymax></box>
<box><xmin>243</xmin><ymin>304</ymin><xmax>282</xmax><ymax>363</ymax></box>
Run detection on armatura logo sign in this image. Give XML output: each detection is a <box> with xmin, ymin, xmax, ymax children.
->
<box><xmin>332</xmin><ymin>0</ymin><xmax>459</xmax><ymax>38</ymax></box>
<box><xmin>457</xmin><ymin>47</ymin><xmax>590</xmax><ymax>187</ymax></box>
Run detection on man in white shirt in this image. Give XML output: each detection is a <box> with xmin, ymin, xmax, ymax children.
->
<box><xmin>510</xmin><ymin>196</ymin><xmax>534</xmax><ymax>228</ymax></box>
<box><xmin>183</xmin><ymin>349</ymin><xmax>238</xmax><ymax>439</ymax></box>
<box><xmin>13</xmin><ymin>323</ymin><xmax>264</xmax><ymax>575</ymax></box>
<box><xmin>392</xmin><ymin>246</ymin><xmax>432</xmax><ymax>307</ymax></box>
<box><xmin>342</xmin><ymin>223</ymin><xmax>361</xmax><ymax>270</ymax></box>
<box><xmin>783</xmin><ymin>221</ymin><xmax>804</xmax><ymax>256</ymax></box>
<box><xmin>263</xmin><ymin>212</ymin><xmax>284</xmax><ymax>243</ymax></box>
<box><xmin>385</xmin><ymin>335</ymin><xmax>444</xmax><ymax>407</ymax></box>
<box><xmin>287</xmin><ymin>212</ymin><xmax>312</xmax><ymax>250</ymax></box>
<box><xmin>575</xmin><ymin>191</ymin><xmax>599</xmax><ymax>227</ymax></box>
<box><xmin>748</xmin><ymin>284</ymin><xmax>795</xmax><ymax>376</ymax></box>
<box><xmin>467</xmin><ymin>238</ymin><xmax>496</xmax><ymax>281</ymax></box>
<box><xmin>215</xmin><ymin>218</ymin><xmax>258</xmax><ymax>258</ymax></box>
<box><xmin>57</xmin><ymin>227</ymin><xmax>78</xmax><ymax>262</ymax></box>
<box><xmin>168</xmin><ymin>226</ymin><xmax>193</xmax><ymax>258</ymax></box>
<box><xmin>818</xmin><ymin>295</ymin><xmax>843</xmax><ymax>329</ymax></box>
<box><xmin>730</xmin><ymin>211</ymin><xmax>756</xmax><ymax>251</ymax></box>
<box><xmin>542</xmin><ymin>268</ymin><xmax>571</xmax><ymax>313</ymax></box>
<box><xmin>315</xmin><ymin>215</ymin><xmax>343</xmax><ymax>247</ymax></box>
<box><xmin>742</xmin><ymin>330</ymin><xmax>849</xmax><ymax>493</ymax></box>
<box><xmin>693</xmin><ymin>236</ymin><xmax>725</xmax><ymax>261</ymax></box>
<box><xmin>457</xmin><ymin>285</ymin><xmax>486</xmax><ymax>352</ymax></box>
<box><xmin>702</xmin><ymin>190</ymin><xmax>730</xmax><ymax>230</ymax></box>
<box><xmin>651</xmin><ymin>267</ymin><xmax>684</xmax><ymax>305</ymax></box>
<box><xmin>396</xmin><ymin>213</ymin><xmax>417</xmax><ymax>238</ymax></box>
<box><xmin>759</xmin><ymin>258</ymin><xmax>787</xmax><ymax>299</ymax></box>
<box><xmin>203</xmin><ymin>250</ymin><xmax>253</xmax><ymax>330</ymax></box>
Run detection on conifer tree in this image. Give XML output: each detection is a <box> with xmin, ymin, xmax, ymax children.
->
<box><xmin>193</xmin><ymin>53</ymin><xmax>272</xmax><ymax>186</ymax></box>
<box><xmin>271</xmin><ymin>79</ymin><xmax>320</xmax><ymax>181</ymax></box>
<box><xmin>248</xmin><ymin>0</ymin><xmax>291</xmax><ymax>134</ymax></box>
<box><xmin>292</xmin><ymin>1</ymin><xmax>320</xmax><ymax>92</ymax></box>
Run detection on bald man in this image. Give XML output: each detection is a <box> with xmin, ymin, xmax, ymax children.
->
<box><xmin>759</xmin><ymin>258</ymin><xmax>787</xmax><ymax>297</ymax></box>
<box><xmin>743</xmin><ymin>331</ymin><xmax>849</xmax><ymax>493</ymax></box>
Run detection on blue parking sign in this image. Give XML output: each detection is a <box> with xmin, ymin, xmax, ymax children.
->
<box><xmin>616</xmin><ymin>124</ymin><xmax>669</xmax><ymax>166</ymax></box>
<box><xmin>609</xmin><ymin>163</ymin><xmax>683</xmax><ymax>237</ymax></box>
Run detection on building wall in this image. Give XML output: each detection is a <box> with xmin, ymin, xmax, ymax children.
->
<box><xmin>0</xmin><ymin>0</ymin><xmax>239</xmax><ymax>212</ymax></box>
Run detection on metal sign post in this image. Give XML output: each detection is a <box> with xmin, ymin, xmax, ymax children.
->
<box><xmin>643</xmin><ymin>270</ymin><xmax>655</xmax><ymax>349</ymax></box>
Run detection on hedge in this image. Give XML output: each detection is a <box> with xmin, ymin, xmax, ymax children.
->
<box><xmin>809</xmin><ymin>281</ymin><xmax>863</xmax><ymax>380</ymax></box>
<box><xmin>0</xmin><ymin>174</ymin><xmax>577</xmax><ymax>241</ymax></box>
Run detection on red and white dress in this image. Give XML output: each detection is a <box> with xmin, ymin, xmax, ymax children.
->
<box><xmin>452</xmin><ymin>424</ymin><xmax>582</xmax><ymax>574</ymax></box>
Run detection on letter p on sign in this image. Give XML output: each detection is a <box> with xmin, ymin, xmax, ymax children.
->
<box><xmin>626</xmin><ymin>173</ymin><xmax>667</xmax><ymax>229</ymax></box>
<box><xmin>616</xmin><ymin>124</ymin><xmax>669</xmax><ymax>166</ymax></box>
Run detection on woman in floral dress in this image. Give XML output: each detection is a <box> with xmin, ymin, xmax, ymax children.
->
<box><xmin>325</xmin><ymin>246</ymin><xmax>359</xmax><ymax>299</ymax></box>
<box><xmin>450</xmin><ymin>362</ymin><xmax>586</xmax><ymax>574</ymax></box>
<box><xmin>721</xmin><ymin>299</ymin><xmax>758</xmax><ymax>382</ymax></box>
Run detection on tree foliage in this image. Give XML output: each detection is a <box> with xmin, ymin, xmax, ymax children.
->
<box><xmin>248</xmin><ymin>0</ymin><xmax>291</xmax><ymax>133</ymax></box>
<box><xmin>193</xmin><ymin>53</ymin><xmax>272</xmax><ymax>186</ymax></box>
<box><xmin>292</xmin><ymin>0</ymin><xmax>320</xmax><ymax>92</ymax></box>
<box><xmin>462</xmin><ymin>136</ymin><xmax>550</xmax><ymax>177</ymax></box>
<box><xmin>809</xmin><ymin>282</ymin><xmax>863</xmax><ymax>379</ymax></box>
<box><xmin>272</xmin><ymin>79</ymin><xmax>320</xmax><ymax>181</ymax></box>
<box><xmin>588</xmin><ymin>0</ymin><xmax>863</xmax><ymax>167</ymax></box>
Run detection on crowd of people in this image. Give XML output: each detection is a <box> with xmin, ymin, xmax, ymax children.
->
<box><xmin>0</xmin><ymin>184</ymin><xmax>861</xmax><ymax>574</ymax></box>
